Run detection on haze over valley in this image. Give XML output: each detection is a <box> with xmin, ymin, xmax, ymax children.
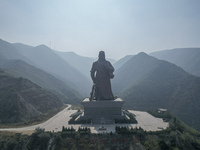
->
<box><xmin>0</xmin><ymin>38</ymin><xmax>200</xmax><ymax>132</ymax></box>
<box><xmin>1</xmin><ymin>1</ymin><xmax>200</xmax><ymax>149</ymax></box>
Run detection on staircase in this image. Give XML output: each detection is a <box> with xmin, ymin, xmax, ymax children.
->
<box><xmin>92</xmin><ymin>117</ymin><xmax>115</xmax><ymax>124</ymax></box>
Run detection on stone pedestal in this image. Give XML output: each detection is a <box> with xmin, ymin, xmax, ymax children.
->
<box><xmin>80</xmin><ymin>98</ymin><xmax>125</xmax><ymax>124</ymax></box>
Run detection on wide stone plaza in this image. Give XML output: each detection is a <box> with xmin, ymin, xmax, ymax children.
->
<box><xmin>0</xmin><ymin>105</ymin><xmax>169</xmax><ymax>134</ymax></box>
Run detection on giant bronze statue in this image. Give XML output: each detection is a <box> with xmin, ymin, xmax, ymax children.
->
<box><xmin>90</xmin><ymin>51</ymin><xmax>115</xmax><ymax>100</ymax></box>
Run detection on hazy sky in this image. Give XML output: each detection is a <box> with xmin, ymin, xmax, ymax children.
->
<box><xmin>1</xmin><ymin>0</ymin><xmax>200</xmax><ymax>60</ymax></box>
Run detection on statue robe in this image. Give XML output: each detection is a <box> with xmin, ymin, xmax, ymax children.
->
<box><xmin>91</xmin><ymin>59</ymin><xmax>114</xmax><ymax>100</ymax></box>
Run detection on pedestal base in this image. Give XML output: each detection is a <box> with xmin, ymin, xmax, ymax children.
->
<box><xmin>80</xmin><ymin>98</ymin><xmax>125</xmax><ymax>124</ymax></box>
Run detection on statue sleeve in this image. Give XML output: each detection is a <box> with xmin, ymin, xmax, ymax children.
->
<box><xmin>108</xmin><ymin>61</ymin><xmax>114</xmax><ymax>72</ymax></box>
<box><xmin>107</xmin><ymin>61</ymin><xmax>114</xmax><ymax>79</ymax></box>
<box><xmin>90</xmin><ymin>62</ymin><xmax>96</xmax><ymax>83</ymax></box>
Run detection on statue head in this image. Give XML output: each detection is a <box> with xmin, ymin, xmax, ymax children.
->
<box><xmin>98</xmin><ymin>51</ymin><xmax>105</xmax><ymax>61</ymax></box>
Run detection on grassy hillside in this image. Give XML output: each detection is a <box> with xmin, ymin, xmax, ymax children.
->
<box><xmin>0</xmin><ymin>59</ymin><xmax>82</xmax><ymax>104</ymax></box>
<box><xmin>0</xmin><ymin>69</ymin><xmax>63</xmax><ymax>125</ymax></box>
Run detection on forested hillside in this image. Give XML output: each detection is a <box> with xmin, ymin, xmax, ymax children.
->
<box><xmin>0</xmin><ymin>59</ymin><xmax>82</xmax><ymax>104</ymax></box>
<box><xmin>113</xmin><ymin>52</ymin><xmax>200</xmax><ymax>131</ymax></box>
<box><xmin>0</xmin><ymin>69</ymin><xmax>63</xmax><ymax>124</ymax></box>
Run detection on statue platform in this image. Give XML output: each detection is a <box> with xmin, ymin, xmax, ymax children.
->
<box><xmin>80</xmin><ymin>98</ymin><xmax>126</xmax><ymax>124</ymax></box>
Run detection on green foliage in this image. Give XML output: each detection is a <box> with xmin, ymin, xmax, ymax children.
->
<box><xmin>0</xmin><ymin>132</ymin><xmax>27</xmax><ymax>150</ymax></box>
<box><xmin>144</xmin><ymin>135</ymin><xmax>160</xmax><ymax>150</ymax></box>
<box><xmin>78</xmin><ymin>127</ymin><xmax>91</xmax><ymax>134</ymax></box>
<box><xmin>52</xmin><ymin>131</ymin><xmax>134</xmax><ymax>150</ymax></box>
<box><xmin>62</xmin><ymin>126</ymin><xmax>75</xmax><ymax>132</ymax></box>
<box><xmin>148</xmin><ymin>109</ymin><xmax>172</xmax><ymax>122</ymax></box>
<box><xmin>35</xmin><ymin>127</ymin><xmax>45</xmax><ymax>133</ymax></box>
<box><xmin>26</xmin><ymin>132</ymin><xmax>51</xmax><ymax>150</ymax></box>
<box><xmin>1</xmin><ymin>115</ymin><xmax>200</xmax><ymax>150</ymax></box>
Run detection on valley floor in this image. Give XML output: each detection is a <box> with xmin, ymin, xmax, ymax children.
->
<box><xmin>0</xmin><ymin>105</ymin><xmax>168</xmax><ymax>134</ymax></box>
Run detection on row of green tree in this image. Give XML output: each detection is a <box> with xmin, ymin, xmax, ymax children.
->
<box><xmin>62</xmin><ymin>126</ymin><xmax>91</xmax><ymax>135</ymax></box>
<box><xmin>1</xmin><ymin>112</ymin><xmax>200</xmax><ymax>150</ymax></box>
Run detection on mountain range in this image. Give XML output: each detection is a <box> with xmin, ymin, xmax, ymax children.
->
<box><xmin>54</xmin><ymin>50</ymin><xmax>116</xmax><ymax>79</ymax></box>
<box><xmin>113</xmin><ymin>48</ymin><xmax>200</xmax><ymax>78</ymax></box>
<box><xmin>54</xmin><ymin>51</ymin><xmax>95</xmax><ymax>79</ymax></box>
<box><xmin>1</xmin><ymin>38</ymin><xmax>200</xmax><ymax>131</ymax></box>
<box><xmin>113</xmin><ymin>55</ymin><xmax>134</xmax><ymax>70</ymax></box>
<box><xmin>149</xmin><ymin>48</ymin><xmax>200</xmax><ymax>77</ymax></box>
<box><xmin>0</xmin><ymin>59</ymin><xmax>82</xmax><ymax>104</ymax></box>
<box><xmin>13</xmin><ymin>43</ymin><xmax>92</xmax><ymax>96</ymax></box>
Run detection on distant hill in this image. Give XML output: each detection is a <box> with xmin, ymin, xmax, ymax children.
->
<box><xmin>107</xmin><ymin>58</ymin><xmax>116</xmax><ymax>64</ymax></box>
<box><xmin>150</xmin><ymin>48</ymin><xmax>200</xmax><ymax>77</ymax></box>
<box><xmin>113</xmin><ymin>55</ymin><xmax>134</xmax><ymax>70</ymax></box>
<box><xmin>12</xmin><ymin>42</ymin><xmax>34</xmax><ymax>52</ymax></box>
<box><xmin>2</xmin><ymin>38</ymin><xmax>200</xmax><ymax>131</ymax></box>
<box><xmin>0</xmin><ymin>59</ymin><xmax>82</xmax><ymax>104</ymax></box>
<box><xmin>0</xmin><ymin>39</ymin><xmax>33</xmax><ymax>65</ymax></box>
<box><xmin>12</xmin><ymin>43</ymin><xmax>92</xmax><ymax>96</ymax></box>
<box><xmin>54</xmin><ymin>51</ymin><xmax>95</xmax><ymax>79</ymax></box>
<box><xmin>113</xmin><ymin>52</ymin><xmax>156</xmax><ymax>94</ymax></box>
<box><xmin>55</xmin><ymin>51</ymin><xmax>116</xmax><ymax>79</ymax></box>
<box><xmin>0</xmin><ymin>69</ymin><xmax>63</xmax><ymax>124</ymax></box>
<box><xmin>113</xmin><ymin>52</ymin><xmax>200</xmax><ymax>131</ymax></box>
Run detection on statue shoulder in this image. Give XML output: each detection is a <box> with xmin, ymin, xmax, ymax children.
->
<box><xmin>92</xmin><ymin>61</ymin><xmax>98</xmax><ymax>66</ymax></box>
<box><xmin>105</xmin><ymin>60</ymin><xmax>113</xmax><ymax>66</ymax></box>
<box><xmin>91</xmin><ymin>61</ymin><xmax>98</xmax><ymax>68</ymax></box>
<box><xmin>106</xmin><ymin>60</ymin><xmax>111</xmax><ymax>64</ymax></box>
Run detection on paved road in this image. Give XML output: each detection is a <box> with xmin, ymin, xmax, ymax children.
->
<box><xmin>0</xmin><ymin>105</ymin><xmax>168</xmax><ymax>134</ymax></box>
<box><xmin>0</xmin><ymin>105</ymin><xmax>74</xmax><ymax>133</ymax></box>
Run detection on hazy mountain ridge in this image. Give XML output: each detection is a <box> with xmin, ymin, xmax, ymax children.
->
<box><xmin>113</xmin><ymin>52</ymin><xmax>159</xmax><ymax>94</ymax></box>
<box><xmin>0</xmin><ymin>69</ymin><xmax>63</xmax><ymax>124</ymax></box>
<box><xmin>150</xmin><ymin>48</ymin><xmax>200</xmax><ymax>77</ymax></box>
<box><xmin>13</xmin><ymin>43</ymin><xmax>92</xmax><ymax>96</ymax></box>
<box><xmin>54</xmin><ymin>51</ymin><xmax>95</xmax><ymax>79</ymax></box>
<box><xmin>113</xmin><ymin>55</ymin><xmax>134</xmax><ymax>70</ymax></box>
<box><xmin>1</xmin><ymin>38</ymin><xmax>200</xmax><ymax>131</ymax></box>
<box><xmin>0</xmin><ymin>59</ymin><xmax>82</xmax><ymax>104</ymax></box>
<box><xmin>113</xmin><ymin>52</ymin><xmax>200</xmax><ymax>131</ymax></box>
<box><xmin>0</xmin><ymin>39</ymin><xmax>37</xmax><ymax>67</ymax></box>
<box><xmin>55</xmin><ymin>50</ymin><xmax>116</xmax><ymax>79</ymax></box>
<box><xmin>0</xmin><ymin>39</ymin><xmax>26</xmax><ymax>60</ymax></box>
